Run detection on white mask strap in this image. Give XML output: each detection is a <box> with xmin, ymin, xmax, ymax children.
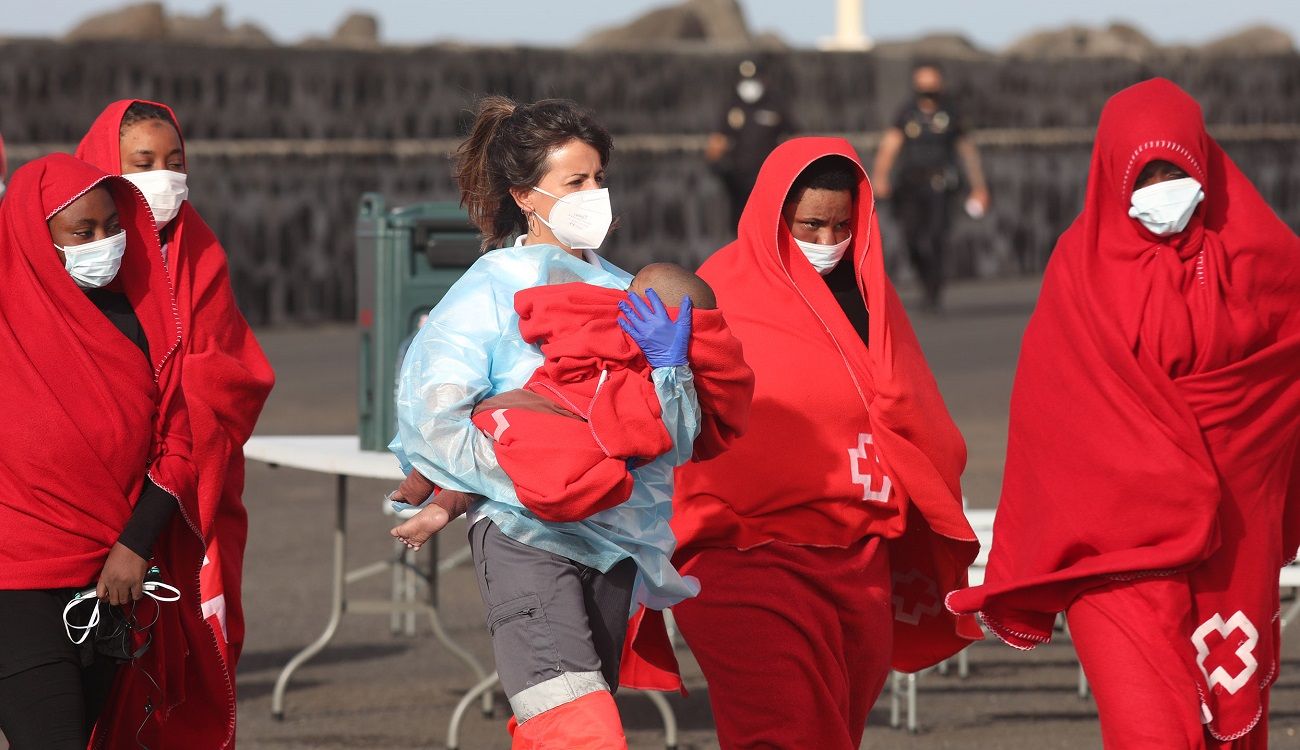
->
<box><xmin>63</xmin><ymin>589</ymin><xmax>101</xmax><ymax>645</ymax></box>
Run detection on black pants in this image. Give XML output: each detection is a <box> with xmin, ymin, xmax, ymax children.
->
<box><xmin>0</xmin><ymin>588</ymin><xmax>120</xmax><ymax>750</ymax></box>
<box><xmin>895</xmin><ymin>183</ymin><xmax>956</xmax><ymax>308</ymax></box>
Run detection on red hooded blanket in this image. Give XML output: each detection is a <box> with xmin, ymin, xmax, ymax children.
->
<box><xmin>673</xmin><ymin>137</ymin><xmax>981</xmax><ymax>671</ymax></box>
<box><xmin>78</xmin><ymin>99</ymin><xmax>275</xmax><ymax>675</ymax></box>
<box><xmin>472</xmin><ymin>282</ymin><xmax>753</xmax><ymax>522</ymax></box>
<box><xmin>946</xmin><ymin>79</ymin><xmax>1300</xmax><ymax>742</ymax></box>
<box><xmin>0</xmin><ymin>154</ymin><xmax>233</xmax><ymax>747</ymax></box>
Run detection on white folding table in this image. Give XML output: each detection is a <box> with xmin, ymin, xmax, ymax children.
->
<box><xmin>246</xmin><ymin>434</ymin><xmax>680</xmax><ymax>749</ymax></box>
<box><xmin>243</xmin><ymin>435</ymin><xmax>491</xmax><ymax>720</ymax></box>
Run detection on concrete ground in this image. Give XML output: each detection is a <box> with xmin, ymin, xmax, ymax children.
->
<box><xmin>206</xmin><ymin>277</ymin><xmax>1295</xmax><ymax>748</ymax></box>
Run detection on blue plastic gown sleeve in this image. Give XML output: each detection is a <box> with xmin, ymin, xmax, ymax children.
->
<box><xmin>651</xmin><ymin>364</ymin><xmax>700</xmax><ymax>467</ymax></box>
<box><xmin>390</xmin><ymin>266</ymin><xmax>521</xmax><ymax>504</ymax></box>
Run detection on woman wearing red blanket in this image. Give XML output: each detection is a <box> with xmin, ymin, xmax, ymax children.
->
<box><xmin>0</xmin><ymin>154</ymin><xmax>232</xmax><ymax>747</ymax></box>
<box><xmin>947</xmin><ymin>79</ymin><xmax>1300</xmax><ymax>748</ymax></box>
<box><xmin>77</xmin><ymin>99</ymin><xmax>276</xmax><ymax>676</ymax></box>
<box><xmin>672</xmin><ymin>137</ymin><xmax>981</xmax><ymax>749</ymax></box>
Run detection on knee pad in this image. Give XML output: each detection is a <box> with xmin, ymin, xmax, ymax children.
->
<box><xmin>509</xmin><ymin>690</ymin><xmax>627</xmax><ymax>750</ymax></box>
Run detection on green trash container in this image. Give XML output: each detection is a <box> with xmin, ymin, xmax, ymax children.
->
<box><xmin>355</xmin><ymin>193</ymin><xmax>481</xmax><ymax>452</ymax></box>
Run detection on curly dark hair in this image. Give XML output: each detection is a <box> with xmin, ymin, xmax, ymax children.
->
<box><xmin>785</xmin><ymin>155</ymin><xmax>860</xmax><ymax>204</ymax></box>
<box><xmin>119</xmin><ymin>101</ymin><xmax>178</xmax><ymax>136</ymax></box>
<box><xmin>453</xmin><ymin>96</ymin><xmax>613</xmax><ymax>251</ymax></box>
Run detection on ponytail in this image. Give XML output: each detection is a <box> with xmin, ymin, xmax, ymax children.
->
<box><xmin>453</xmin><ymin>96</ymin><xmax>613</xmax><ymax>251</ymax></box>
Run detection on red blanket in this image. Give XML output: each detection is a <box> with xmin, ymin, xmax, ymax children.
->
<box><xmin>673</xmin><ymin>137</ymin><xmax>981</xmax><ymax>671</ymax></box>
<box><xmin>0</xmin><ymin>154</ymin><xmax>232</xmax><ymax>748</ymax></box>
<box><xmin>472</xmin><ymin>282</ymin><xmax>752</xmax><ymax>522</ymax></box>
<box><xmin>78</xmin><ymin>99</ymin><xmax>275</xmax><ymax>678</ymax></box>
<box><xmin>946</xmin><ymin>79</ymin><xmax>1300</xmax><ymax>741</ymax></box>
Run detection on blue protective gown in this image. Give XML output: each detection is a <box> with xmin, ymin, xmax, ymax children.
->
<box><xmin>390</xmin><ymin>240</ymin><xmax>701</xmax><ymax>610</ymax></box>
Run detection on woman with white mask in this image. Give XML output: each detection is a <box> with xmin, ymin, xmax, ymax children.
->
<box><xmin>387</xmin><ymin>96</ymin><xmax>701</xmax><ymax>747</ymax></box>
<box><xmin>0</xmin><ymin>153</ymin><xmax>229</xmax><ymax>748</ymax></box>
<box><xmin>672</xmin><ymin>139</ymin><xmax>979</xmax><ymax>749</ymax></box>
<box><xmin>949</xmin><ymin>78</ymin><xmax>1300</xmax><ymax>748</ymax></box>
<box><xmin>76</xmin><ymin>100</ymin><xmax>275</xmax><ymax>689</ymax></box>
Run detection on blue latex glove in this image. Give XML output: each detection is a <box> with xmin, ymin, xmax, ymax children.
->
<box><xmin>618</xmin><ymin>288</ymin><xmax>692</xmax><ymax>368</ymax></box>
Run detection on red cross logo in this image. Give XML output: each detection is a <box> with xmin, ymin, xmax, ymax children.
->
<box><xmin>1191</xmin><ymin>611</ymin><xmax>1258</xmax><ymax>695</ymax></box>
<box><xmin>892</xmin><ymin>569</ymin><xmax>941</xmax><ymax>625</ymax></box>
<box><xmin>848</xmin><ymin>433</ymin><xmax>893</xmax><ymax>504</ymax></box>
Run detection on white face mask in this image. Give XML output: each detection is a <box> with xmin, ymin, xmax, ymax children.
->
<box><xmin>795</xmin><ymin>234</ymin><xmax>852</xmax><ymax>275</ymax></box>
<box><xmin>736</xmin><ymin>79</ymin><xmax>765</xmax><ymax>104</ymax></box>
<box><xmin>56</xmin><ymin>231</ymin><xmax>127</xmax><ymax>289</ymax></box>
<box><xmin>532</xmin><ymin>187</ymin><xmax>613</xmax><ymax>251</ymax></box>
<box><xmin>1128</xmin><ymin>176</ymin><xmax>1204</xmax><ymax>237</ymax></box>
<box><xmin>122</xmin><ymin>170</ymin><xmax>189</xmax><ymax>228</ymax></box>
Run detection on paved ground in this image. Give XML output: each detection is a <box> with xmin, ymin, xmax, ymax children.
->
<box><xmin>179</xmin><ymin>278</ymin><xmax>1299</xmax><ymax>748</ymax></box>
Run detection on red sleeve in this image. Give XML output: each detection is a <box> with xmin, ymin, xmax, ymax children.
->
<box><xmin>685</xmin><ymin>309</ymin><xmax>755</xmax><ymax>461</ymax></box>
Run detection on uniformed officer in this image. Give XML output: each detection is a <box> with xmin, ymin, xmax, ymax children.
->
<box><xmin>872</xmin><ymin>62</ymin><xmax>989</xmax><ymax>311</ymax></box>
<box><xmin>706</xmin><ymin>60</ymin><xmax>796</xmax><ymax>230</ymax></box>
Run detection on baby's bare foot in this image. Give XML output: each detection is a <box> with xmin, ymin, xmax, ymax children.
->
<box><xmin>390</xmin><ymin>505</ymin><xmax>450</xmax><ymax>551</ymax></box>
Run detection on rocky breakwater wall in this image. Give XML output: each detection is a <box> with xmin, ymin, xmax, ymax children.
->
<box><xmin>2</xmin><ymin>39</ymin><xmax>1296</xmax><ymax>323</ymax></box>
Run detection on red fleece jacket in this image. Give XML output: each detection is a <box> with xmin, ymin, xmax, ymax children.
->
<box><xmin>471</xmin><ymin>282</ymin><xmax>753</xmax><ymax>522</ymax></box>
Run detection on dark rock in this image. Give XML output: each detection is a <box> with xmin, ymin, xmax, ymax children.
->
<box><xmin>65</xmin><ymin>2</ymin><xmax>166</xmax><ymax>42</ymax></box>
<box><xmin>331</xmin><ymin>12</ymin><xmax>381</xmax><ymax>48</ymax></box>
<box><xmin>1005</xmin><ymin>22</ymin><xmax>1159</xmax><ymax>59</ymax></box>
<box><xmin>581</xmin><ymin>0</ymin><xmax>755</xmax><ymax>48</ymax></box>
<box><xmin>167</xmin><ymin>6</ymin><xmax>227</xmax><ymax>41</ymax></box>
<box><xmin>1202</xmin><ymin>25</ymin><xmax>1295</xmax><ymax>56</ymax></box>
<box><xmin>873</xmin><ymin>33</ymin><xmax>989</xmax><ymax>60</ymax></box>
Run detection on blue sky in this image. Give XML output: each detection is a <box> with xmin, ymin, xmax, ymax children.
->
<box><xmin>4</xmin><ymin>0</ymin><xmax>1295</xmax><ymax>49</ymax></box>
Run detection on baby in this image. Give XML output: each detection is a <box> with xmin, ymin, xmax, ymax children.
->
<box><xmin>390</xmin><ymin>263</ymin><xmax>717</xmax><ymax>549</ymax></box>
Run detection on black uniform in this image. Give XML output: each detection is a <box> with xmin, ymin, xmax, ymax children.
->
<box><xmin>715</xmin><ymin>91</ymin><xmax>794</xmax><ymax>229</ymax></box>
<box><xmin>890</xmin><ymin>97</ymin><xmax>966</xmax><ymax>307</ymax></box>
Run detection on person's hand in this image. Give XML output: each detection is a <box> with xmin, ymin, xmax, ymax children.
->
<box><xmin>874</xmin><ymin>176</ymin><xmax>892</xmax><ymax>200</ymax></box>
<box><xmin>618</xmin><ymin>289</ymin><xmax>692</xmax><ymax>368</ymax></box>
<box><xmin>969</xmin><ymin>187</ymin><xmax>990</xmax><ymax>212</ymax></box>
<box><xmin>391</xmin><ymin>470</ymin><xmax>438</xmax><ymax>506</ymax></box>
<box><xmin>97</xmin><ymin>543</ymin><xmax>151</xmax><ymax>606</ymax></box>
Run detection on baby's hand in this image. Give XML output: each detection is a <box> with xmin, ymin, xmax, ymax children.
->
<box><xmin>391</xmin><ymin>469</ymin><xmax>438</xmax><ymax>506</ymax></box>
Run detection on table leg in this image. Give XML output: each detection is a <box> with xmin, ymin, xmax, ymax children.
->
<box><xmin>390</xmin><ymin>539</ymin><xmax>405</xmax><ymax>635</ymax></box>
<box><xmin>640</xmin><ymin>690</ymin><xmax>678</xmax><ymax>750</ymax></box>
<box><xmin>889</xmin><ymin>671</ymin><xmax>902</xmax><ymax>728</ymax></box>
<box><xmin>272</xmin><ymin>474</ymin><xmax>348</xmax><ymax>719</ymax></box>
<box><xmin>446</xmin><ymin>672</ymin><xmax>500</xmax><ymax>750</ymax></box>
<box><xmin>1281</xmin><ymin>593</ymin><xmax>1300</xmax><ymax>630</ymax></box>
<box><xmin>907</xmin><ymin>672</ymin><xmax>919</xmax><ymax>733</ymax></box>
<box><xmin>424</xmin><ymin>602</ymin><xmax>493</xmax><ymax>715</ymax></box>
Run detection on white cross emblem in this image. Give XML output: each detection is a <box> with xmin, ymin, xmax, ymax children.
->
<box><xmin>1191</xmin><ymin>611</ymin><xmax>1258</xmax><ymax>695</ymax></box>
<box><xmin>892</xmin><ymin>569</ymin><xmax>941</xmax><ymax>625</ymax></box>
<box><xmin>848</xmin><ymin>433</ymin><xmax>892</xmax><ymax>504</ymax></box>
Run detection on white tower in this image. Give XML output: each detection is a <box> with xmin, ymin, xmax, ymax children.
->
<box><xmin>820</xmin><ymin>0</ymin><xmax>873</xmax><ymax>51</ymax></box>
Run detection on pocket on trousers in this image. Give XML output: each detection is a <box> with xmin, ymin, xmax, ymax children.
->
<box><xmin>486</xmin><ymin>593</ymin><xmax>565</xmax><ymax>695</ymax></box>
<box><xmin>487</xmin><ymin>593</ymin><xmax>545</xmax><ymax>636</ymax></box>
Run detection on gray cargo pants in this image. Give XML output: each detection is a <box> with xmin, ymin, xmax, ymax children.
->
<box><xmin>469</xmin><ymin>518</ymin><xmax>636</xmax><ymax>722</ymax></box>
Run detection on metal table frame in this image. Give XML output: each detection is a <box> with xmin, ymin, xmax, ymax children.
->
<box><xmin>243</xmin><ymin>436</ymin><xmax>491</xmax><ymax>720</ymax></box>
<box><xmin>246</xmin><ymin>435</ymin><xmax>680</xmax><ymax>748</ymax></box>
